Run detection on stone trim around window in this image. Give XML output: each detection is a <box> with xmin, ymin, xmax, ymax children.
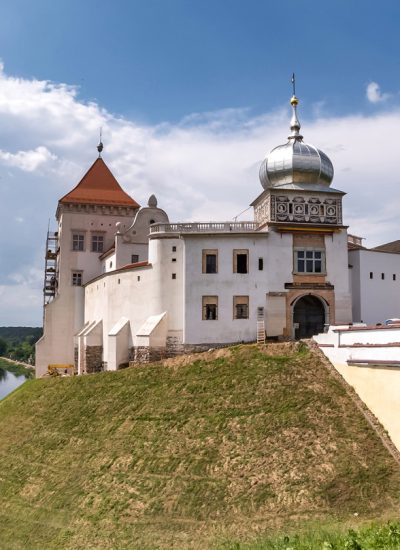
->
<box><xmin>293</xmin><ymin>248</ymin><xmax>326</xmax><ymax>274</ymax></box>
<box><xmin>72</xmin><ymin>232</ymin><xmax>86</xmax><ymax>252</ymax></box>
<box><xmin>91</xmin><ymin>233</ymin><xmax>104</xmax><ymax>253</ymax></box>
<box><xmin>72</xmin><ymin>271</ymin><xmax>83</xmax><ymax>286</ymax></box>
<box><xmin>233</xmin><ymin>295</ymin><xmax>249</xmax><ymax>319</ymax></box>
<box><xmin>202</xmin><ymin>295</ymin><xmax>218</xmax><ymax>320</ymax></box>
<box><xmin>202</xmin><ymin>249</ymin><xmax>218</xmax><ymax>274</ymax></box>
<box><xmin>233</xmin><ymin>249</ymin><xmax>249</xmax><ymax>274</ymax></box>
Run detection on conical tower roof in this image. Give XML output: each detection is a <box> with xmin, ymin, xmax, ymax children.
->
<box><xmin>59</xmin><ymin>158</ymin><xmax>140</xmax><ymax>208</ymax></box>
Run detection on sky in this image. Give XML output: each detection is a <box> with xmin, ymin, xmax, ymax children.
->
<box><xmin>1</xmin><ymin>0</ymin><xmax>400</xmax><ymax>325</ymax></box>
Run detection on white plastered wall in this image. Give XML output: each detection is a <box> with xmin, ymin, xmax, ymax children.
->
<box><xmin>324</xmin><ymin>229</ymin><xmax>352</xmax><ymax>324</ymax></box>
<box><xmin>349</xmin><ymin>249</ymin><xmax>400</xmax><ymax>324</ymax></box>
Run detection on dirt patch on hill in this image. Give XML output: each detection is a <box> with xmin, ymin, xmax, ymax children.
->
<box><xmin>162</xmin><ymin>346</ymin><xmax>234</xmax><ymax>368</ymax></box>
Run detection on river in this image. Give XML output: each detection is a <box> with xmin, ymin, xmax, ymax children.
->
<box><xmin>0</xmin><ymin>369</ymin><xmax>29</xmax><ymax>400</ymax></box>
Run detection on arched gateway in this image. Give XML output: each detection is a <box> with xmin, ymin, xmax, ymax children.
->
<box><xmin>293</xmin><ymin>295</ymin><xmax>326</xmax><ymax>339</ymax></box>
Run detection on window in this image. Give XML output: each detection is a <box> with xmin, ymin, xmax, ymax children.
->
<box><xmin>370</xmin><ymin>272</ymin><xmax>374</xmax><ymax>279</ymax></box>
<box><xmin>393</xmin><ymin>274</ymin><xmax>396</xmax><ymax>281</ymax></box>
<box><xmin>172</xmin><ymin>273</ymin><xmax>176</xmax><ymax>279</ymax></box>
<box><xmin>382</xmin><ymin>273</ymin><xmax>385</xmax><ymax>280</ymax></box>
<box><xmin>72</xmin><ymin>272</ymin><xmax>82</xmax><ymax>286</ymax></box>
<box><xmin>72</xmin><ymin>233</ymin><xmax>84</xmax><ymax>251</ymax></box>
<box><xmin>202</xmin><ymin>296</ymin><xmax>218</xmax><ymax>320</ymax></box>
<box><xmin>234</xmin><ymin>296</ymin><xmax>249</xmax><ymax>319</ymax></box>
<box><xmin>294</xmin><ymin>249</ymin><xmax>325</xmax><ymax>273</ymax></box>
<box><xmin>202</xmin><ymin>249</ymin><xmax>218</xmax><ymax>274</ymax></box>
<box><xmin>172</xmin><ymin>246</ymin><xmax>177</xmax><ymax>252</ymax></box>
<box><xmin>91</xmin><ymin>234</ymin><xmax>104</xmax><ymax>252</ymax></box>
<box><xmin>233</xmin><ymin>249</ymin><xmax>248</xmax><ymax>274</ymax></box>
<box><xmin>258</xmin><ymin>258</ymin><xmax>264</xmax><ymax>271</ymax></box>
<box><xmin>131</xmin><ymin>254</ymin><xmax>139</xmax><ymax>263</ymax></box>
<box><xmin>172</xmin><ymin>258</ymin><xmax>176</xmax><ymax>262</ymax></box>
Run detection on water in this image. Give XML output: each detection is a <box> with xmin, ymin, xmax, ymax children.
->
<box><xmin>0</xmin><ymin>369</ymin><xmax>28</xmax><ymax>400</ymax></box>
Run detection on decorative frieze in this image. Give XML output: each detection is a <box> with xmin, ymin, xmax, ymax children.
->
<box><xmin>271</xmin><ymin>195</ymin><xmax>342</xmax><ymax>225</ymax></box>
<box><xmin>254</xmin><ymin>192</ymin><xmax>343</xmax><ymax>225</ymax></box>
<box><xmin>254</xmin><ymin>194</ymin><xmax>270</xmax><ymax>225</ymax></box>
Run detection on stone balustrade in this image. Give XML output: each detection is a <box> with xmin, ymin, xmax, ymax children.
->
<box><xmin>150</xmin><ymin>221</ymin><xmax>260</xmax><ymax>234</ymax></box>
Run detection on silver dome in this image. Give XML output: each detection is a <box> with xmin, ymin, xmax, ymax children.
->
<box><xmin>259</xmin><ymin>96</ymin><xmax>334</xmax><ymax>189</ymax></box>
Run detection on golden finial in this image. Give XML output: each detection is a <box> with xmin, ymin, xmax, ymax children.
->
<box><xmin>288</xmin><ymin>73</ymin><xmax>302</xmax><ymax>140</ymax></box>
<box><xmin>290</xmin><ymin>73</ymin><xmax>299</xmax><ymax>105</ymax></box>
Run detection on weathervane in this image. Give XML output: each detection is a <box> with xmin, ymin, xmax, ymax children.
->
<box><xmin>97</xmin><ymin>127</ymin><xmax>104</xmax><ymax>157</ymax></box>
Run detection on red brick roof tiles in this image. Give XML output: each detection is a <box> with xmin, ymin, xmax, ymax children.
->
<box><xmin>59</xmin><ymin>158</ymin><xmax>140</xmax><ymax>208</ymax></box>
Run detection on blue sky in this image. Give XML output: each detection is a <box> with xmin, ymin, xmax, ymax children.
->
<box><xmin>1</xmin><ymin>0</ymin><xmax>400</xmax><ymax>325</ymax></box>
<box><xmin>1</xmin><ymin>0</ymin><xmax>399</xmax><ymax>122</ymax></box>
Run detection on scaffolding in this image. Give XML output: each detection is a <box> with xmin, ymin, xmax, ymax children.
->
<box><xmin>43</xmin><ymin>227</ymin><xmax>59</xmax><ymax>308</ymax></box>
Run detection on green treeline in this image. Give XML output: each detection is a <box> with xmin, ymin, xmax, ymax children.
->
<box><xmin>0</xmin><ymin>327</ymin><xmax>42</xmax><ymax>364</ymax></box>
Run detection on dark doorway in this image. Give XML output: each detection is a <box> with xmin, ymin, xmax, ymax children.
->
<box><xmin>293</xmin><ymin>295</ymin><xmax>325</xmax><ymax>339</ymax></box>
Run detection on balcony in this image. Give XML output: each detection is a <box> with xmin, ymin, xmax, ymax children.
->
<box><xmin>150</xmin><ymin>221</ymin><xmax>260</xmax><ymax>235</ymax></box>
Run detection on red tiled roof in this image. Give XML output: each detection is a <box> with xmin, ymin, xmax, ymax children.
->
<box><xmin>59</xmin><ymin>158</ymin><xmax>140</xmax><ymax>208</ymax></box>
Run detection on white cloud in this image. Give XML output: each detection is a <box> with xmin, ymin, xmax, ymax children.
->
<box><xmin>0</xmin><ymin>146</ymin><xmax>56</xmax><ymax>172</ymax></box>
<box><xmin>366</xmin><ymin>81</ymin><xmax>391</xmax><ymax>103</ymax></box>
<box><xmin>0</xmin><ymin>63</ymin><xmax>399</xmax><ymax>324</ymax></box>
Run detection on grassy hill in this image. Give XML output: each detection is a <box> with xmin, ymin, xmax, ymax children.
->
<box><xmin>0</xmin><ymin>343</ymin><xmax>399</xmax><ymax>549</ymax></box>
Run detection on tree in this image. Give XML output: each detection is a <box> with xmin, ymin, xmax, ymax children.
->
<box><xmin>0</xmin><ymin>338</ymin><xmax>7</xmax><ymax>356</ymax></box>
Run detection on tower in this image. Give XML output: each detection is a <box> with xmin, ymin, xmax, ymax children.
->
<box><xmin>35</xmin><ymin>149</ymin><xmax>140</xmax><ymax>376</ymax></box>
<box><xmin>252</xmin><ymin>83</ymin><xmax>351</xmax><ymax>337</ymax></box>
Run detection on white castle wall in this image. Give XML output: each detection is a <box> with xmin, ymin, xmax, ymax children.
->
<box><xmin>349</xmin><ymin>248</ymin><xmax>400</xmax><ymax>324</ymax></box>
<box><xmin>315</xmin><ymin>326</ymin><xmax>400</xmax><ymax>451</ymax></box>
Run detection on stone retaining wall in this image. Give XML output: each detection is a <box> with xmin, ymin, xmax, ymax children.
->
<box><xmin>85</xmin><ymin>346</ymin><xmax>103</xmax><ymax>374</ymax></box>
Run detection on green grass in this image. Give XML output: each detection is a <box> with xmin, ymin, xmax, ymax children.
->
<box><xmin>219</xmin><ymin>520</ymin><xmax>400</xmax><ymax>549</ymax></box>
<box><xmin>0</xmin><ymin>357</ymin><xmax>34</xmax><ymax>378</ymax></box>
<box><xmin>0</xmin><ymin>344</ymin><xmax>399</xmax><ymax>549</ymax></box>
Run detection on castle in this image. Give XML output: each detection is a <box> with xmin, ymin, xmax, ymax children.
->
<box><xmin>35</xmin><ymin>92</ymin><xmax>355</xmax><ymax>376</ymax></box>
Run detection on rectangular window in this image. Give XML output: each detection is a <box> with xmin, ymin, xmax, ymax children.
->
<box><xmin>233</xmin><ymin>249</ymin><xmax>249</xmax><ymax>274</ymax></box>
<box><xmin>72</xmin><ymin>233</ymin><xmax>84</xmax><ymax>251</ymax></box>
<box><xmin>233</xmin><ymin>296</ymin><xmax>249</xmax><ymax>319</ymax></box>
<box><xmin>172</xmin><ymin>246</ymin><xmax>177</xmax><ymax>252</ymax></box>
<box><xmin>202</xmin><ymin>296</ymin><xmax>218</xmax><ymax>320</ymax></box>
<box><xmin>370</xmin><ymin>272</ymin><xmax>373</xmax><ymax>279</ymax></box>
<box><xmin>382</xmin><ymin>273</ymin><xmax>385</xmax><ymax>280</ymax></box>
<box><xmin>91</xmin><ymin>234</ymin><xmax>104</xmax><ymax>252</ymax></box>
<box><xmin>172</xmin><ymin>273</ymin><xmax>176</xmax><ymax>279</ymax></box>
<box><xmin>72</xmin><ymin>272</ymin><xmax>82</xmax><ymax>286</ymax></box>
<box><xmin>294</xmin><ymin>249</ymin><xmax>325</xmax><ymax>273</ymax></box>
<box><xmin>131</xmin><ymin>254</ymin><xmax>139</xmax><ymax>263</ymax></box>
<box><xmin>258</xmin><ymin>258</ymin><xmax>264</xmax><ymax>271</ymax></box>
<box><xmin>202</xmin><ymin>249</ymin><xmax>218</xmax><ymax>273</ymax></box>
<box><xmin>393</xmin><ymin>274</ymin><xmax>396</xmax><ymax>281</ymax></box>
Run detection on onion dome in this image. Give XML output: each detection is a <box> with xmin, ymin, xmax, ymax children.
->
<box><xmin>259</xmin><ymin>94</ymin><xmax>334</xmax><ymax>189</ymax></box>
